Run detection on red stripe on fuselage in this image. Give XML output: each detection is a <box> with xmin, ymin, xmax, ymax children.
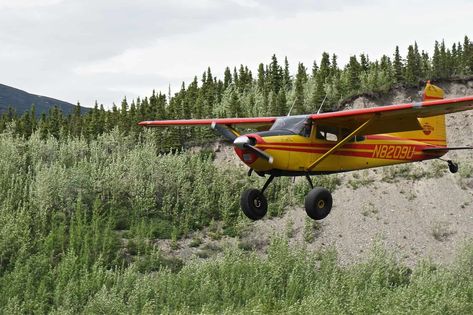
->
<box><xmin>365</xmin><ymin>135</ymin><xmax>445</xmax><ymax>142</ymax></box>
<box><xmin>259</xmin><ymin>145</ymin><xmax>440</xmax><ymax>160</ymax></box>
<box><xmin>259</xmin><ymin>142</ymin><xmax>436</xmax><ymax>152</ymax></box>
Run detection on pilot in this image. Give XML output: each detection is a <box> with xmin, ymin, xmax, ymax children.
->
<box><xmin>301</xmin><ymin>120</ymin><xmax>312</xmax><ymax>137</ymax></box>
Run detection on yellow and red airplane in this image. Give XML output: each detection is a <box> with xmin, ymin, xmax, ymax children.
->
<box><xmin>139</xmin><ymin>82</ymin><xmax>473</xmax><ymax>221</ymax></box>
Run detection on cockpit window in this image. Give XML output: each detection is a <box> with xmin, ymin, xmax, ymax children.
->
<box><xmin>316</xmin><ymin>126</ymin><xmax>366</xmax><ymax>142</ymax></box>
<box><xmin>341</xmin><ymin>128</ymin><xmax>365</xmax><ymax>142</ymax></box>
<box><xmin>316</xmin><ymin>125</ymin><xmax>339</xmax><ymax>142</ymax></box>
<box><xmin>269</xmin><ymin>116</ymin><xmax>310</xmax><ymax>136</ymax></box>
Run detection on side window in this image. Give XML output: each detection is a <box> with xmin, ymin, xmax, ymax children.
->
<box><xmin>316</xmin><ymin>125</ymin><xmax>339</xmax><ymax>142</ymax></box>
<box><xmin>341</xmin><ymin>128</ymin><xmax>365</xmax><ymax>142</ymax></box>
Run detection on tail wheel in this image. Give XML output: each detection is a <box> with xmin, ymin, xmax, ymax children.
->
<box><xmin>448</xmin><ymin>160</ymin><xmax>459</xmax><ymax>173</ymax></box>
<box><xmin>240</xmin><ymin>188</ymin><xmax>268</xmax><ymax>220</ymax></box>
<box><xmin>305</xmin><ymin>187</ymin><xmax>332</xmax><ymax>220</ymax></box>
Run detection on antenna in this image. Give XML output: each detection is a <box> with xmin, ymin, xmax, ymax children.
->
<box><xmin>286</xmin><ymin>98</ymin><xmax>297</xmax><ymax>116</ymax></box>
<box><xmin>316</xmin><ymin>95</ymin><xmax>327</xmax><ymax>114</ymax></box>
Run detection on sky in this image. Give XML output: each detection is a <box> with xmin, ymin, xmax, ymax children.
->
<box><xmin>0</xmin><ymin>0</ymin><xmax>472</xmax><ymax>108</ymax></box>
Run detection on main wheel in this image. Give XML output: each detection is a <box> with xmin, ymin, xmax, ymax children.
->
<box><xmin>305</xmin><ymin>187</ymin><xmax>332</xmax><ymax>220</ymax></box>
<box><xmin>240</xmin><ymin>188</ymin><xmax>268</xmax><ymax>220</ymax></box>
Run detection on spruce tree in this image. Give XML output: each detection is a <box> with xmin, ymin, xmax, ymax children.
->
<box><xmin>432</xmin><ymin>40</ymin><xmax>441</xmax><ymax>79</ymax></box>
<box><xmin>232</xmin><ymin>67</ymin><xmax>239</xmax><ymax>89</ymax></box>
<box><xmin>330</xmin><ymin>54</ymin><xmax>339</xmax><ymax>78</ymax></box>
<box><xmin>463</xmin><ymin>36</ymin><xmax>473</xmax><ymax>74</ymax></box>
<box><xmin>347</xmin><ymin>55</ymin><xmax>362</xmax><ymax>92</ymax></box>
<box><xmin>119</xmin><ymin>98</ymin><xmax>128</xmax><ymax>134</ymax></box>
<box><xmin>405</xmin><ymin>45</ymin><xmax>421</xmax><ymax>86</ymax></box>
<box><xmin>421</xmin><ymin>51</ymin><xmax>431</xmax><ymax>79</ymax></box>
<box><xmin>257</xmin><ymin>63</ymin><xmax>266</xmax><ymax>91</ymax></box>
<box><xmin>311</xmin><ymin>60</ymin><xmax>319</xmax><ymax>78</ymax></box>
<box><xmin>229</xmin><ymin>89</ymin><xmax>241</xmax><ymax>117</ymax></box>
<box><xmin>393</xmin><ymin>46</ymin><xmax>404</xmax><ymax>83</ymax></box>
<box><xmin>360</xmin><ymin>53</ymin><xmax>369</xmax><ymax>72</ymax></box>
<box><xmin>311</xmin><ymin>53</ymin><xmax>330</xmax><ymax>107</ymax></box>
<box><xmin>277</xmin><ymin>89</ymin><xmax>287</xmax><ymax>116</ymax></box>
<box><xmin>283</xmin><ymin>56</ymin><xmax>292</xmax><ymax>91</ymax></box>
<box><xmin>223</xmin><ymin>67</ymin><xmax>232</xmax><ymax>89</ymax></box>
<box><xmin>269</xmin><ymin>54</ymin><xmax>283</xmax><ymax>94</ymax></box>
<box><xmin>293</xmin><ymin>62</ymin><xmax>307</xmax><ymax>115</ymax></box>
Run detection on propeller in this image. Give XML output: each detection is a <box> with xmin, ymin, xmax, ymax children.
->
<box><xmin>233</xmin><ymin>135</ymin><xmax>274</xmax><ymax>164</ymax></box>
<box><xmin>211</xmin><ymin>122</ymin><xmax>238</xmax><ymax>142</ymax></box>
<box><xmin>211</xmin><ymin>123</ymin><xmax>274</xmax><ymax>164</ymax></box>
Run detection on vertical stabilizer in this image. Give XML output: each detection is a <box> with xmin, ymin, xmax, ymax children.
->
<box><xmin>392</xmin><ymin>81</ymin><xmax>447</xmax><ymax>146</ymax></box>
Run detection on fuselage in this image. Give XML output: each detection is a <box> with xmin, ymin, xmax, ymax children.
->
<box><xmin>234</xmin><ymin>116</ymin><xmax>446</xmax><ymax>176</ymax></box>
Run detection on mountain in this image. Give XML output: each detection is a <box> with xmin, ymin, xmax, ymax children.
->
<box><xmin>0</xmin><ymin>83</ymin><xmax>88</xmax><ymax>116</ymax></box>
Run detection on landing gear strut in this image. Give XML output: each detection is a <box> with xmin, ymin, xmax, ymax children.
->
<box><xmin>240</xmin><ymin>174</ymin><xmax>333</xmax><ymax>221</ymax></box>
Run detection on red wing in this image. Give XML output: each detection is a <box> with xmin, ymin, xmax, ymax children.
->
<box><xmin>138</xmin><ymin>117</ymin><xmax>276</xmax><ymax>129</ymax></box>
<box><xmin>309</xmin><ymin>96</ymin><xmax>473</xmax><ymax>135</ymax></box>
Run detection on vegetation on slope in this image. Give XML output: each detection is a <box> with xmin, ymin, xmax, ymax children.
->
<box><xmin>0</xmin><ymin>129</ymin><xmax>472</xmax><ymax>314</ymax></box>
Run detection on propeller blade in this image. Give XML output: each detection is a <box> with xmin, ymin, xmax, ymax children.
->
<box><xmin>243</xmin><ymin>143</ymin><xmax>274</xmax><ymax>164</ymax></box>
<box><xmin>211</xmin><ymin>122</ymin><xmax>238</xmax><ymax>142</ymax></box>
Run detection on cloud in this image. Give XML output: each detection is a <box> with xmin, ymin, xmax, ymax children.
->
<box><xmin>0</xmin><ymin>0</ymin><xmax>472</xmax><ymax>107</ymax></box>
<box><xmin>0</xmin><ymin>0</ymin><xmax>63</xmax><ymax>9</ymax></box>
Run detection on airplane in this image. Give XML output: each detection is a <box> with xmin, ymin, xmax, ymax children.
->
<box><xmin>139</xmin><ymin>82</ymin><xmax>473</xmax><ymax>221</ymax></box>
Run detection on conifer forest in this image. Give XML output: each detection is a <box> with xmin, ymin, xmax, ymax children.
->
<box><xmin>1</xmin><ymin>37</ymin><xmax>473</xmax><ymax>314</ymax></box>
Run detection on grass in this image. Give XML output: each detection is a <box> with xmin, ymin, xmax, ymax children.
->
<box><xmin>303</xmin><ymin>217</ymin><xmax>322</xmax><ymax>243</ymax></box>
<box><xmin>361</xmin><ymin>202</ymin><xmax>379</xmax><ymax>218</ymax></box>
<box><xmin>348</xmin><ymin>170</ymin><xmax>375</xmax><ymax>190</ymax></box>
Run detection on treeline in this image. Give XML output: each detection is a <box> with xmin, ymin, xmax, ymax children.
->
<box><xmin>1</xmin><ymin>36</ymin><xmax>473</xmax><ymax>146</ymax></box>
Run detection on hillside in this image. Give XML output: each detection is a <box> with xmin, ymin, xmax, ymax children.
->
<box><xmin>1</xmin><ymin>81</ymin><xmax>473</xmax><ymax>314</ymax></box>
<box><xmin>157</xmin><ymin>80</ymin><xmax>473</xmax><ymax>267</ymax></box>
<box><xmin>0</xmin><ymin>83</ymin><xmax>86</xmax><ymax>116</ymax></box>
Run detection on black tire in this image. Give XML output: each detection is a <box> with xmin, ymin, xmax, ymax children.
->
<box><xmin>305</xmin><ymin>187</ymin><xmax>332</xmax><ymax>220</ymax></box>
<box><xmin>240</xmin><ymin>188</ymin><xmax>268</xmax><ymax>220</ymax></box>
<box><xmin>448</xmin><ymin>161</ymin><xmax>459</xmax><ymax>173</ymax></box>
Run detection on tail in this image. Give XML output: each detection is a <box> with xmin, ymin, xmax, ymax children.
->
<box><xmin>393</xmin><ymin>81</ymin><xmax>447</xmax><ymax>146</ymax></box>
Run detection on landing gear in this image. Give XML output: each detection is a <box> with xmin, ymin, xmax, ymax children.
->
<box><xmin>304</xmin><ymin>187</ymin><xmax>333</xmax><ymax>220</ymax></box>
<box><xmin>447</xmin><ymin>160</ymin><xmax>458</xmax><ymax>173</ymax></box>
<box><xmin>240</xmin><ymin>175</ymin><xmax>274</xmax><ymax>220</ymax></box>
<box><xmin>240</xmin><ymin>174</ymin><xmax>333</xmax><ymax>221</ymax></box>
<box><xmin>303</xmin><ymin>174</ymin><xmax>333</xmax><ymax>220</ymax></box>
<box><xmin>439</xmin><ymin>158</ymin><xmax>459</xmax><ymax>173</ymax></box>
<box><xmin>240</xmin><ymin>189</ymin><xmax>268</xmax><ymax>220</ymax></box>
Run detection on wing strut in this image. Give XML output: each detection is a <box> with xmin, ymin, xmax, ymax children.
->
<box><xmin>306</xmin><ymin>117</ymin><xmax>375</xmax><ymax>171</ymax></box>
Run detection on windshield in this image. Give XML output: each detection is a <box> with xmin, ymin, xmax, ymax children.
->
<box><xmin>269</xmin><ymin>116</ymin><xmax>309</xmax><ymax>134</ymax></box>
